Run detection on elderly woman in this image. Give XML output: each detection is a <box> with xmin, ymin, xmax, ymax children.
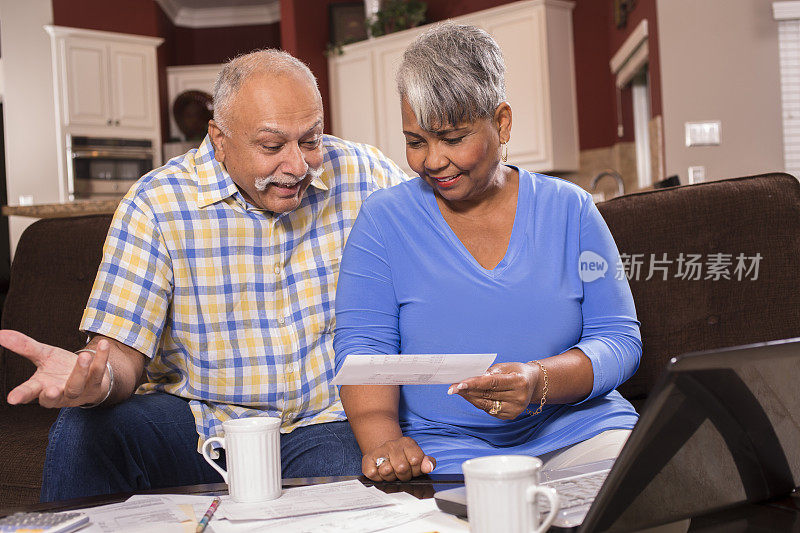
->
<box><xmin>333</xmin><ymin>23</ymin><xmax>641</xmax><ymax>481</ymax></box>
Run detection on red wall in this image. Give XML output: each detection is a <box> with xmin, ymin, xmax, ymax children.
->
<box><xmin>572</xmin><ymin>1</ymin><xmax>618</xmax><ymax>149</ymax></box>
<box><xmin>170</xmin><ymin>25</ymin><xmax>281</xmax><ymax>66</ymax></box>
<box><xmin>609</xmin><ymin>0</ymin><xmax>662</xmax><ymax>119</ymax></box>
<box><xmin>52</xmin><ymin>0</ymin><xmax>162</xmax><ymax>36</ymax></box>
<box><xmin>280</xmin><ymin>0</ymin><xmax>358</xmax><ymax>133</ymax></box>
<box><xmin>572</xmin><ymin>0</ymin><xmax>661</xmax><ymax>149</ymax></box>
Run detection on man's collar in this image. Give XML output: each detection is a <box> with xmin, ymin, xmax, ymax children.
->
<box><xmin>194</xmin><ymin>135</ymin><xmax>330</xmax><ymax>208</ymax></box>
<box><xmin>309</xmin><ymin>171</ymin><xmax>329</xmax><ymax>192</ymax></box>
<box><xmin>311</xmin><ymin>134</ymin><xmax>336</xmax><ymax>192</ymax></box>
<box><xmin>195</xmin><ymin>136</ymin><xmax>239</xmax><ymax>208</ymax></box>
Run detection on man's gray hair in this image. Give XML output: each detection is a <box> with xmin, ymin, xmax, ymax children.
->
<box><xmin>213</xmin><ymin>49</ymin><xmax>320</xmax><ymax>134</ymax></box>
<box><xmin>397</xmin><ymin>22</ymin><xmax>506</xmax><ymax>131</ymax></box>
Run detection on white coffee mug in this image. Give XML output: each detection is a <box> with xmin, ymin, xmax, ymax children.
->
<box><xmin>462</xmin><ymin>455</ymin><xmax>561</xmax><ymax>533</ymax></box>
<box><xmin>201</xmin><ymin>417</ymin><xmax>282</xmax><ymax>503</ymax></box>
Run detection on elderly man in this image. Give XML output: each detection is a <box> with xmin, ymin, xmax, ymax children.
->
<box><xmin>0</xmin><ymin>49</ymin><xmax>406</xmax><ymax>502</ymax></box>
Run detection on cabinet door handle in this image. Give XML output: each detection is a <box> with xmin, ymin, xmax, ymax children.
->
<box><xmin>114</xmin><ymin>120</ymin><xmax>120</xmax><ymax>126</ymax></box>
<box><xmin>106</xmin><ymin>119</ymin><xmax>113</xmax><ymax>126</ymax></box>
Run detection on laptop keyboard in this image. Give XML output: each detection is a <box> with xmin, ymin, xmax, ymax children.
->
<box><xmin>541</xmin><ymin>469</ymin><xmax>610</xmax><ymax>511</ymax></box>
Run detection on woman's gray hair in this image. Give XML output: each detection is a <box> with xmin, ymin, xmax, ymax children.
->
<box><xmin>397</xmin><ymin>22</ymin><xmax>506</xmax><ymax>131</ymax></box>
<box><xmin>213</xmin><ymin>49</ymin><xmax>320</xmax><ymax>134</ymax></box>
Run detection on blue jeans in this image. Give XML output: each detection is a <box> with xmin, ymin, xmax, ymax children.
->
<box><xmin>41</xmin><ymin>392</ymin><xmax>362</xmax><ymax>502</ymax></box>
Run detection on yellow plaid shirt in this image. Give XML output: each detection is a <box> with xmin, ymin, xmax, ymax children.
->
<box><xmin>80</xmin><ymin>135</ymin><xmax>406</xmax><ymax>449</ymax></box>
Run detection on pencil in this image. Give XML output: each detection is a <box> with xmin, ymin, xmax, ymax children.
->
<box><xmin>196</xmin><ymin>496</ymin><xmax>221</xmax><ymax>533</ymax></box>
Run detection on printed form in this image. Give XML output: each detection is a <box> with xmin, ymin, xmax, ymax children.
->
<box><xmin>208</xmin><ymin>492</ymin><xmax>467</xmax><ymax>533</ymax></box>
<box><xmin>219</xmin><ymin>480</ymin><xmax>395</xmax><ymax>521</ymax></box>
<box><xmin>332</xmin><ymin>353</ymin><xmax>497</xmax><ymax>385</ymax></box>
<box><xmin>67</xmin><ymin>496</ymin><xmax>191</xmax><ymax>532</ymax></box>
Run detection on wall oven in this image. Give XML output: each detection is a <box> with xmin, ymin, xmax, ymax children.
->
<box><xmin>68</xmin><ymin>136</ymin><xmax>154</xmax><ymax>199</ymax></box>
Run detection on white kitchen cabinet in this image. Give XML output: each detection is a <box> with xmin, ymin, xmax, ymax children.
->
<box><xmin>109</xmin><ymin>42</ymin><xmax>159</xmax><ymax>129</ymax></box>
<box><xmin>328</xmin><ymin>0</ymin><xmax>578</xmax><ymax>174</ymax></box>
<box><xmin>44</xmin><ymin>26</ymin><xmax>162</xmax><ymax>202</ymax></box>
<box><xmin>47</xmin><ymin>26</ymin><xmax>162</xmax><ymax>132</ymax></box>
<box><xmin>60</xmin><ymin>37</ymin><xmax>109</xmax><ymax>128</ymax></box>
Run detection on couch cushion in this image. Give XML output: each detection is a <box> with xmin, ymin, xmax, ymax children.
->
<box><xmin>0</xmin><ymin>404</ymin><xmax>59</xmax><ymax>506</ymax></box>
<box><xmin>0</xmin><ymin>215</ymin><xmax>113</xmax><ymax>400</ymax></box>
<box><xmin>598</xmin><ymin>173</ymin><xmax>800</xmax><ymax>400</ymax></box>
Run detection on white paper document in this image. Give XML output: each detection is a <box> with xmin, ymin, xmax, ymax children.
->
<box><xmin>219</xmin><ymin>480</ymin><xmax>395</xmax><ymax>521</ymax></box>
<box><xmin>155</xmin><ymin>493</ymin><xmax>228</xmax><ymax>520</ymax></box>
<box><xmin>70</xmin><ymin>495</ymin><xmax>190</xmax><ymax>532</ymax></box>
<box><xmin>210</xmin><ymin>492</ymin><xmax>441</xmax><ymax>533</ymax></box>
<box><xmin>331</xmin><ymin>353</ymin><xmax>497</xmax><ymax>385</ymax></box>
<box><xmin>381</xmin><ymin>497</ymin><xmax>469</xmax><ymax>533</ymax></box>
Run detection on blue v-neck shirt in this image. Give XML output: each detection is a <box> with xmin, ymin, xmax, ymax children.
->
<box><xmin>334</xmin><ymin>169</ymin><xmax>641</xmax><ymax>472</ymax></box>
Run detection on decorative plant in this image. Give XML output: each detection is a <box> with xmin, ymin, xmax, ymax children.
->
<box><xmin>368</xmin><ymin>0</ymin><xmax>427</xmax><ymax>38</ymax></box>
<box><xmin>324</xmin><ymin>42</ymin><xmax>345</xmax><ymax>57</ymax></box>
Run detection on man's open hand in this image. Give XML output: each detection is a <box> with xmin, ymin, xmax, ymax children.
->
<box><xmin>0</xmin><ymin>330</ymin><xmax>111</xmax><ymax>408</ymax></box>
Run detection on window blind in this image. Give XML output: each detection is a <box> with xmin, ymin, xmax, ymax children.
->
<box><xmin>777</xmin><ymin>15</ymin><xmax>800</xmax><ymax>178</ymax></box>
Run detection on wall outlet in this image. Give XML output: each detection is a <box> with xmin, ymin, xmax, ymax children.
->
<box><xmin>18</xmin><ymin>195</ymin><xmax>33</xmax><ymax>206</ymax></box>
<box><xmin>688</xmin><ymin>166</ymin><xmax>706</xmax><ymax>184</ymax></box>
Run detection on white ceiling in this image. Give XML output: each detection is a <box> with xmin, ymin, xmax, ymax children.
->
<box><xmin>155</xmin><ymin>0</ymin><xmax>280</xmax><ymax>28</ymax></box>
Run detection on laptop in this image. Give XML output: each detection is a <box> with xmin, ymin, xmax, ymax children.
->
<box><xmin>434</xmin><ymin>337</ymin><xmax>800</xmax><ymax>531</ymax></box>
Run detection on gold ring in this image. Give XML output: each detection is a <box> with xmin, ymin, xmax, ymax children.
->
<box><xmin>488</xmin><ymin>400</ymin><xmax>501</xmax><ymax>415</ymax></box>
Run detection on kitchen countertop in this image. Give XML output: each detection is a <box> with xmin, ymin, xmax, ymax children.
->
<box><xmin>2</xmin><ymin>199</ymin><xmax>119</xmax><ymax>218</ymax></box>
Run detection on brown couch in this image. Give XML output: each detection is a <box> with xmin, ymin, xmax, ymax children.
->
<box><xmin>0</xmin><ymin>215</ymin><xmax>112</xmax><ymax>507</ymax></box>
<box><xmin>0</xmin><ymin>173</ymin><xmax>798</xmax><ymax>507</ymax></box>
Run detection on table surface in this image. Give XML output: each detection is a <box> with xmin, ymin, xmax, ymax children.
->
<box><xmin>0</xmin><ymin>475</ymin><xmax>462</xmax><ymax>516</ymax></box>
<box><xmin>2</xmin><ymin>475</ymin><xmax>800</xmax><ymax>531</ymax></box>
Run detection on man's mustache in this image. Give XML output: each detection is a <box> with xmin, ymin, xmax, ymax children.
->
<box><xmin>254</xmin><ymin>165</ymin><xmax>324</xmax><ymax>191</ymax></box>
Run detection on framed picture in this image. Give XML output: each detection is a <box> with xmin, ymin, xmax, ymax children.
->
<box><xmin>329</xmin><ymin>2</ymin><xmax>368</xmax><ymax>45</ymax></box>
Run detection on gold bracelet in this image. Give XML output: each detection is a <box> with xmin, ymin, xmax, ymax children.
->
<box><xmin>525</xmin><ymin>360</ymin><xmax>548</xmax><ymax>416</ymax></box>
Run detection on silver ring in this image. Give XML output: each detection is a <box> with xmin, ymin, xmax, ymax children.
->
<box><xmin>375</xmin><ymin>456</ymin><xmax>388</xmax><ymax>468</ymax></box>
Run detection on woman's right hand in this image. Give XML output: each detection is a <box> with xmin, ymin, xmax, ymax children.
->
<box><xmin>362</xmin><ymin>436</ymin><xmax>436</xmax><ymax>482</ymax></box>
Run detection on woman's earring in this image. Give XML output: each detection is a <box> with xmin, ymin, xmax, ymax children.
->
<box><xmin>501</xmin><ymin>142</ymin><xmax>508</xmax><ymax>163</ymax></box>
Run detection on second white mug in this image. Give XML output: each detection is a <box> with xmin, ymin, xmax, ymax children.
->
<box><xmin>201</xmin><ymin>416</ymin><xmax>282</xmax><ymax>503</ymax></box>
<box><xmin>463</xmin><ymin>455</ymin><xmax>561</xmax><ymax>533</ymax></box>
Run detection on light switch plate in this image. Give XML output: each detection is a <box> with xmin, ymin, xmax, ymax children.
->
<box><xmin>685</xmin><ymin>121</ymin><xmax>721</xmax><ymax>147</ymax></box>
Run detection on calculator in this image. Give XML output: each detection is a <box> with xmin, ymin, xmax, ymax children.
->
<box><xmin>0</xmin><ymin>511</ymin><xmax>89</xmax><ymax>532</ymax></box>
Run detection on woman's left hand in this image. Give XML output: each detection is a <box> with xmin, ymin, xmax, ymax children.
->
<box><xmin>448</xmin><ymin>362</ymin><xmax>540</xmax><ymax>420</ymax></box>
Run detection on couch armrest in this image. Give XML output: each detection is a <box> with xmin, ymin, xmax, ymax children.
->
<box><xmin>597</xmin><ymin>173</ymin><xmax>800</xmax><ymax>400</ymax></box>
<box><xmin>0</xmin><ymin>215</ymin><xmax>113</xmax><ymax>401</ymax></box>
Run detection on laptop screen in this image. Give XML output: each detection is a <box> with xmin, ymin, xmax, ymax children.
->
<box><xmin>582</xmin><ymin>338</ymin><xmax>800</xmax><ymax>532</ymax></box>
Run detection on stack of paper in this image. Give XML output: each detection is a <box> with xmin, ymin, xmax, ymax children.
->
<box><xmin>59</xmin><ymin>479</ymin><xmax>468</xmax><ymax>533</ymax></box>
<box><xmin>209</xmin><ymin>490</ymin><xmax>467</xmax><ymax>533</ymax></box>
<box><xmin>219</xmin><ymin>480</ymin><xmax>394</xmax><ymax>520</ymax></box>
<box><xmin>62</xmin><ymin>495</ymin><xmax>193</xmax><ymax>532</ymax></box>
